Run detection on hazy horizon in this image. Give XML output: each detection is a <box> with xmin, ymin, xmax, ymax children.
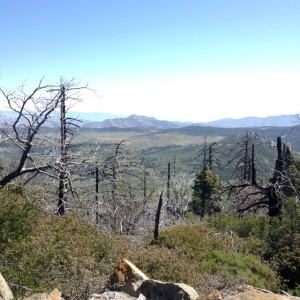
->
<box><xmin>0</xmin><ymin>109</ymin><xmax>298</xmax><ymax>124</ymax></box>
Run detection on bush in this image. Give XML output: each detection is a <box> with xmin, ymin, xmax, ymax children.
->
<box><xmin>0</xmin><ymin>187</ymin><xmax>280</xmax><ymax>299</ymax></box>
<box><xmin>205</xmin><ymin>199</ymin><xmax>300</xmax><ymax>291</ymax></box>
<box><xmin>0</xmin><ymin>188</ymin><xmax>129</xmax><ymax>299</ymax></box>
<box><xmin>146</xmin><ymin>223</ymin><xmax>279</xmax><ymax>290</ymax></box>
<box><xmin>0</xmin><ymin>187</ymin><xmax>42</xmax><ymax>252</ymax></box>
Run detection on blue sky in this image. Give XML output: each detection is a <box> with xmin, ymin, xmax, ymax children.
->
<box><xmin>1</xmin><ymin>1</ymin><xmax>300</xmax><ymax>122</ymax></box>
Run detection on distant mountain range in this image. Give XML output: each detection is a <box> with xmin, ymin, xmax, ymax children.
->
<box><xmin>197</xmin><ymin>115</ymin><xmax>300</xmax><ymax>128</ymax></box>
<box><xmin>81</xmin><ymin>113</ymin><xmax>300</xmax><ymax>129</ymax></box>
<box><xmin>1</xmin><ymin>110</ymin><xmax>299</xmax><ymax>129</ymax></box>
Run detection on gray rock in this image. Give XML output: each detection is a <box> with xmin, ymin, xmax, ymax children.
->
<box><xmin>140</xmin><ymin>280</ymin><xmax>199</xmax><ymax>300</ymax></box>
<box><xmin>89</xmin><ymin>291</ymin><xmax>141</xmax><ymax>300</ymax></box>
<box><xmin>0</xmin><ymin>273</ymin><xmax>13</xmax><ymax>300</ymax></box>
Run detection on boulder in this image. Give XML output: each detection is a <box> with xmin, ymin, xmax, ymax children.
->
<box><xmin>140</xmin><ymin>279</ymin><xmax>199</xmax><ymax>300</ymax></box>
<box><xmin>109</xmin><ymin>259</ymin><xmax>149</xmax><ymax>297</ymax></box>
<box><xmin>109</xmin><ymin>259</ymin><xmax>199</xmax><ymax>300</ymax></box>
<box><xmin>22</xmin><ymin>288</ymin><xmax>63</xmax><ymax>300</ymax></box>
<box><xmin>0</xmin><ymin>273</ymin><xmax>13</xmax><ymax>300</ymax></box>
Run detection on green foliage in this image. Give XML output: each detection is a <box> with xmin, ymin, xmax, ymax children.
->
<box><xmin>0</xmin><ymin>187</ymin><xmax>42</xmax><ymax>252</ymax></box>
<box><xmin>205</xmin><ymin>199</ymin><xmax>300</xmax><ymax>291</ymax></box>
<box><xmin>143</xmin><ymin>223</ymin><xmax>279</xmax><ymax>291</ymax></box>
<box><xmin>128</xmin><ymin>244</ymin><xmax>202</xmax><ymax>285</ymax></box>
<box><xmin>190</xmin><ymin>167</ymin><xmax>221</xmax><ymax>217</ymax></box>
<box><xmin>290</xmin><ymin>284</ymin><xmax>300</xmax><ymax>297</ymax></box>
<box><xmin>0</xmin><ymin>187</ymin><xmax>280</xmax><ymax>298</ymax></box>
<box><xmin>264</xmin><ymin>199</ymin><xmax>300</xmax><ymax>290</ymax></box>
<box><xmin>283</xmin><ymin>147</ymin><xmax>300</xmax><ymax>198</ymax></box>
<box><xmin>0</xmin><ymin>189</ymin><xmax>129</xmax><ymax>299</ymax></box>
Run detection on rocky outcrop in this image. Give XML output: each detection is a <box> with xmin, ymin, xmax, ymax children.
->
<box><xmin>109</xmin><ymin>259</ymin><xmax>149</xmax><ymax>297</ymax></box>
<box><xmin>3</xmin><ymin>261</ymin><xmax>300</xmax><ymax>300</ymax></box>
<box><xmin>106</xmin><ymin>260</ymin><xmax>300</xmax><ymax>300</ymax></box>
<box><xmin>0</xmin><ymin>273</ymin><xmax>13</xmax><ymax>300</ymax></box>
<box><xmin>108</xmin><ymin>259</ymin><xmax>199</xmax><ymax>300</ymax></box>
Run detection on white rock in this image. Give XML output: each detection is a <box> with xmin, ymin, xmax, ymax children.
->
<box><xmin>0</xmin><ymin>273</ymin><xmax>13</xmax><ymax>300</ymax></box>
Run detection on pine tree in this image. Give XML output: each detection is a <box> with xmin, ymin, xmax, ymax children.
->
<box><xmin>190</xmin><ymin>166</ymin><xmax>221</xmax><ymax>217</ymax></box>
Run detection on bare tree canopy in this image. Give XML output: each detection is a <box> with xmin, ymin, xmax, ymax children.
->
<box><xmin>0</xmin><ymin>79</ymin><xmax>86</xmax><ymax>189</ymax></box>
<box><xmin>225</xmin><ymin>134</ymin><xmax>299</xmax><ymax>217</ymax></box>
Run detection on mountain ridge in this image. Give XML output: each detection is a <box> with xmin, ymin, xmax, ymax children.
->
<box><xmin>82</xmin><ymin>113</ymin><xmax>300</xmax><ymax>129</ymax></box>
<box><xmin>1</xmin><ymin>110</ymin><xmax>299</xmax><ymax>129</ymax></box>
<box><xmin>199</xmin><ymin>114</ymin><xmax>300</xmax><ymax>128</ymax></box>
<box><xmin>82</xmin><ymin>114</ymin><xmax>193</xmax><ymax>129</ymax></box>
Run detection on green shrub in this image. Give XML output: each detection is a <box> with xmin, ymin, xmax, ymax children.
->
<box><xmin>151</xmin><ymin>223</ymin><xmax>278</xmax><ymax>290</ymax></box>
<box><xmin>205</xmin><ymin>199</ymin><xmax>300</xmax><ymax>290</ymax></box>
<box><xmin>290</xmin><ymin>284</ymin><xmax>300</xmax><ymax>297</ymax></box>
<box><xmin>128</xmin><ymin>244</ymin><xmax>202</xmax><ymax>285</ymax></box>
<box><xmin>0</xmin><ymin>187</ymin><xmax>42</xmax><ymax>252</ymax></box>
<box><xmin>0</xmin><ymin>187</ymin><xmax>280</xmax><ymax>299</ymax></box>
<box><xmin>0</xmin><ymin>188</ymin><xmax>129</xmax><ymax>299</ymax></box>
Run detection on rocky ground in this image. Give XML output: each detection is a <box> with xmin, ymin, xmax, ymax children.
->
<box><xmin>1</xmin><ymin>259</ymin><xmax>300</xmax><ymax>300</ymax></box>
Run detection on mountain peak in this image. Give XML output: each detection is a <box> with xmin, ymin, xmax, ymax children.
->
<box><xmin>128</xmin><ymin>114</ymin><xmax>157</xmax><ymax>120</ymax></box>
<box><xmin>83</xmin><ymin>114</ymin><xmax>191</xmax><ymax>129</ymax></box>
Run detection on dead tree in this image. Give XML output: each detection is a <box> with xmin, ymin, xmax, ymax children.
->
<box><xmin>95</xmin><ymin>163</ymin><xmax>100</xmax><ymax>224</ymax></box>
<box><xmin>96</xmin><ymin>140</ymin><xmax>137</xmax><ymax>232</ymax></box>
<box><xmin>0</xmin><ymin>79</ymin><xmax>87</xmax><ymax>215</ymax></box>
<box><xmin>267</xmin><ymin>137</ymin><xmax>285</xmax><ymax>216</ymax></box>
<box><xmin>169</xmin><ymin>171</ymin><xmax>193</xmax><ymax>220</ymax></box>
<box><xmin>197</xmin><ymin>138</ymin><xmax>221</xmax><ymax>171</ymax></box>
<box><xmin>167</xmin><ymin>162</ymin><xmax>171</xmax><ymax>202</ymax></box>
<box><xmin>227</xmin><ymin>131</ymin><xmax>253</xmax><ymax>183</ymax></box>
<box><xmin>0</xmin><ymin>80</ymin><xmax>62</xmax><ymax>187</ymax></box>
<box><xmin>226</xmin><ymin>135</ymin><xmax>294</xmax><ymax>216</ymax></box>
<box><xmin>57</xmin><ymin>84</ymin><xmax>68</xmax><ymax>215</ymax></box>
<box><xmin>46</xmin><ymin>80</ymin><xmax>84</xmax><ymax>215</ymax></box>
<box><xmin>154</xmin><ymin>191</ymin><xmax>164</xmax><ymax>240</ymax></box>
<box><xmin>90</xmin><ymin>141</ymin><xmax>158</xmax><ymax>234</ymax></box>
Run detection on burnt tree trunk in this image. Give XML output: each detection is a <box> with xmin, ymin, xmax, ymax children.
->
<box><xmin>154</xmin><ymin>191</ymin><xmax>164</xmax><ymax>240</ymax></box>
<box><xmin>251</xmin><ymin>144</ymin><xmax>257</xmax><ymax>185</ymax></box>
<box><xmin>95</xmin><ymin>164</ymin><xmax>100</xmax><ymax>224</ymax></box>
<box><xmin>208</xmin><ymin>144</ymin><xmax>213</xmax><ymax>170</ymax></box>
<box><xmin>167</xmin><ymin>162</ymin><xmax>171</xmax><ymax>202</ymax></box>
<box><xmin>242</xmin><ymin>135</ymin><xmax>251</xmax><ymax>182</ymax></box>
<box><xmin>58</xmin><ymin>85</ymin><xmax>68</xmax><ymax>215</ymax></box>
<box><xmin>268</xmin><ymin>137</ymin><xmax>284</xmax><ymax>217</ymax></box>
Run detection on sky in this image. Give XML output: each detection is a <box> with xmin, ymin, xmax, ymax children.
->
<box><xmin>1</xmin><ymin>0</ymin><xmax>300</xmax><ymax>122</ymax></box>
